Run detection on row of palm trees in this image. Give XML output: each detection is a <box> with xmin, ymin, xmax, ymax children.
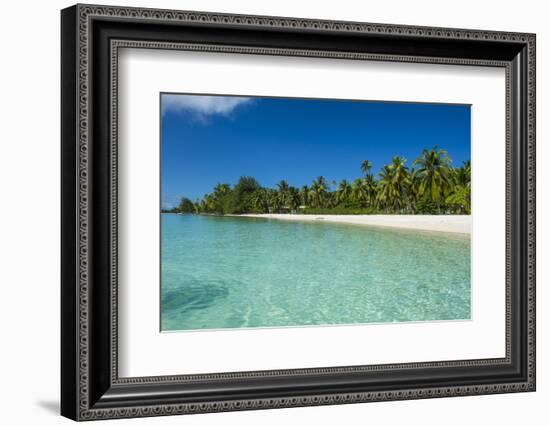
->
<box><xmin>173</xmin><ymin>146</ymin><xmax>471</xmax><ymax>215</ymax></box>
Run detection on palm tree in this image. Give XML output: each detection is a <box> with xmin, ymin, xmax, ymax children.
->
<box><xmin>336</xmin><ymin>179</ymin><xmax>352</xmax><ymax>205</ymax></box>
<box><xmin>446</xmin><ymin>186</ymin><xmax>471</xmax><ymax>214</ymax></box>
<box><xmin>453</xmin><ymin>160</ymin><xmax>471</xmax><ymax>188</ymax></box>
<box><xmin>267</xmin><ymin>188</ymin><xmax>281</xmax><ymax>213</ymax></box>
<box><xmin>390</xmin><ymin>156</ymin><xmax>412</xmax><ymax>212</ymax></box>
<box><xmin>299</xmin><ymin>185</ymin><xmax>310</xmax><ymax>207</ymax></box>
<box><xmin>310</xmin><ymin>176</ymin><xmax>328</xmax><ymax>208</ymax></box>
<box><xmin>351</xmin><ymin>178</ymin><xmax>368</xmax><ymax>206</ymax></box>
<box><xmin>287</xmin><ymin>187</ymin><xmax>301</xmax><ymax>211</ymax></box>
<box><xmin>251</xmin><ymin>188</ymin><xmax>269</xmax><ymax>213</ymax></box>
<box><xmin>203</xmin><ymin>193</ymin><xmax>220</xmax><ymax>213</ymax></box>
<box><xmin>413</xmin><ymin>146</ymin><xmax>452</xmax><ymax>212</ymax></box>
<box><xmin>363</xmin><ymin>174</ymin><xmax>377</xmax><ymax>207</ymax></box>
<box><xmin>446</xmin><ymin>160</ymin><xmax>471</xmax><ymax>214</ymax></box>
<box><xmin>361</xmin><ymin>160</ymin><xmax>372</xmax><ymax>176</ymax></box>
<box><xmin>276</xmin><ymin>179</ymin><xmax>290</xmax><ymax>208</ymax></box>
<box><xmin>277</xmin><ymin>179</ymin><xmax>290</xmax><ymax>193</ymax></box>
<box><xmin>408</xmin><ymin>168</ymin><xmax>421</xmax><ymax>213</ymax></box>
<box><xmin>316</xmin><ymin>176</ymin><xmax>329</xmax><ymax>189</ymax></box>
<box><xmin>376</xmin><ymin>165</ymin><xmax>397</xmax><ymax>211</ymax></box>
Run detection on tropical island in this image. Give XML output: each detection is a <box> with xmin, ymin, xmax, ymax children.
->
<box><xmin>161</xmin><ymin>95</ymin><xmax>472</xmax><ymax>332</ymax></box>
<box><xmin>164</xmin><ymin>146</ymin><xmax>470</xmax><ymax>216</ymax></box>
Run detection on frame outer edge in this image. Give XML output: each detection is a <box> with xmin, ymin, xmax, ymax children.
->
<box><xmin>61</xmin><ymin>4</ymin><xmax>80</xmax><ymax>421</ymax></box>
<box><xmin>527</xmin><ymin>34</ymin><xmax>536</xmax><ymax>390</ymax></box>
<box><xmin>77</xmin><ymin>2</ymin><xmax>91</xmax><ymax>420</ymax></box>
<box><xmin>67</xmin><ymin>4</ymin><xmax>536</xmax><ymax>421</ymax></box>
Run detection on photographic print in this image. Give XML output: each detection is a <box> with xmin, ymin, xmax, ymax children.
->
<box><xmin>160</xmin><ymin>94</ymin><xmax>472</xmax><ymax>332</ymax></box>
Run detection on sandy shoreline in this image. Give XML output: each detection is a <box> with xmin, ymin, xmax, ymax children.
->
<box><xmin>230</xmin><ymin>214</ymin><xmax>471</xmax><ymax>235</ymax></box>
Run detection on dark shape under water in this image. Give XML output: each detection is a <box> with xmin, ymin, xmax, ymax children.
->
<box><xmin>162</xmin><ymin>279</ymin><xmax>230</xmax><ymax>314</ymax></box>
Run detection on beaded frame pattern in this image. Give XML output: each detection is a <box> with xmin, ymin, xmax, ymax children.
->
<box><xmin>74</xmin><ymin>4</ymin><xmax>535</xmax><ymax>420</ymax></box>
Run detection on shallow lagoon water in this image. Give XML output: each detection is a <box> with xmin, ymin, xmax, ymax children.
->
<box><xmin>161</xmin><ymin>214</ymin><xmax>471</xmax><ymax>331</ymax></box>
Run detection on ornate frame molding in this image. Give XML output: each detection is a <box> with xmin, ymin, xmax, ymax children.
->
<box><xmin>61</xmin><ymin>4</ymin><xmax>536</xmax><ymax>421</ymax></box>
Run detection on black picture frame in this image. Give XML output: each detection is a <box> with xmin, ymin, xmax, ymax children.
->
<box><xmin>61</xmin><ymin>4</ymin><xmax>536</xmax><ymax>421</ymax></box>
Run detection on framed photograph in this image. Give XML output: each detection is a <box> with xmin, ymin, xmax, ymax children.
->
<box><xmin>61</xmin><ymin>4</ymin><xmax>536</xmax><ymax>421</ymax></box>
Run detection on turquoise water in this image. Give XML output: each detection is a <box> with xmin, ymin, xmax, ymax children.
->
<box><xmin>161</xmin><ymin>214</ymin><xmax>471</xmax><ymax>331</ymax></box>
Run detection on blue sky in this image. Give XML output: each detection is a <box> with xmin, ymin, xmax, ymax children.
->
<box><xmin>161</xmin><ymin>94</ymin><xmax>471</xmax><ymax>208</ymax></box>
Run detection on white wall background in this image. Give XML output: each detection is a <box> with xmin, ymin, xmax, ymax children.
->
<box><xmin>0</xmin><ymin>0</ymin><xmax>546</xmax><ymax>424</ymax></box>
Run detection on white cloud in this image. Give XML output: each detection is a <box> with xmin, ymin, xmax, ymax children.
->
<box><xmin>162</xmin><ymin>94</ymin><xmax>253</xmax><ymax>119</ymax></box>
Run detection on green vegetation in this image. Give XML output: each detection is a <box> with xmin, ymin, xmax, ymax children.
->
<box><xmin>167</xmin><ymin>146</ymin><xmax>471</xmax><ymax>216</ymax></box>
<box><xmin>162</xmin><ymin>197</ymin><xmax>195</xmax><ymax>214</ymax></box>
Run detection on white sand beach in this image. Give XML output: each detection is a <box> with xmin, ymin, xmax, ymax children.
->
<box><xmin>234</xmin><ymin>214</ymin><xmax>471</xmax><ymax>234</ymax></box>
